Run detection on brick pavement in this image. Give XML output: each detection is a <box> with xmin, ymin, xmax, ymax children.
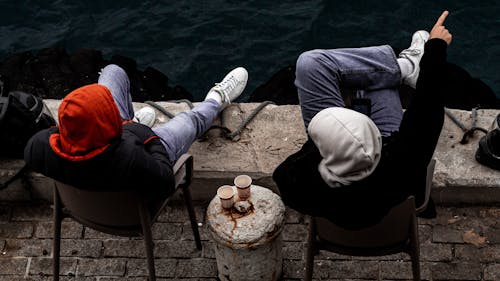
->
<box><xmin>0</xmin><ymin>198</ymin><xmax>499</xmax><ymax>281</ymax></box>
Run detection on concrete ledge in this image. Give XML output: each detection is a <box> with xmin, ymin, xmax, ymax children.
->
<box><xmin>1</xmin><ymin>100</ymin><xmax>500</xmax><ymax>205</ymax></box>
<box><xmin>432</xmin><ymin>109</ymin><xmax>500</xmax><ymax>204</ymax></box>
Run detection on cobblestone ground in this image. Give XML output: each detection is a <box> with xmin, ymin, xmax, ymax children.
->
<box><xmin>0</xmin><ymin>198</ymin><xmax>499</xmax><ymax>281</ymax></box>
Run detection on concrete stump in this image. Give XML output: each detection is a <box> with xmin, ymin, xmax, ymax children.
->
<box><xmin>207</xmin><ymin>185</ymin><xmax>286</xmax><ymax>281</ymax></box>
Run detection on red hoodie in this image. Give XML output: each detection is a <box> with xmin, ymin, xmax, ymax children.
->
<box><xmin>49</xmin><ymin>84</ymin><xmax>122</xmax><ymax>161</ymax></box>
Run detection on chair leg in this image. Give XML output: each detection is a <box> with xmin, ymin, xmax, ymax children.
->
<box><xmin>409</xmin><ymin>216</ymin><xmax>421</xmax><ymax>281</ymax></box>
<box><xmin>139</xmin><ymin>204</ymin><xmax>156</xmax><ymax>281</ymax></box>
<box><xmin>410</xmin><ymin>252</ymin><xmax>421</xmax><ymax>281</ymax></box>
<box><xmin>182</xmin><ymin>185</ymin><xmax>202</xmax><ymax>250</ymax></box>
<box><xmin>53</xmin><ymin>187</ymin><xmax>62</xmax><ymax>281</ymax></box>
<box><xmin>304</xmin><ymin>216</ymin><xmax>316</xmax><ymax>281</ymax></box>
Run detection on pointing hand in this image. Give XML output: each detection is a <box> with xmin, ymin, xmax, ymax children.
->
<box><xmin>430</xmin><ymin>10</ymin><xmax>452</xmax><ymax>45</ymax></box>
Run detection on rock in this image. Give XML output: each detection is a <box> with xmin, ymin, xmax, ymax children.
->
<box><xmin>0</xmin><ymin>48</ymin><xmax>193</xmax><ymax>102</ymax></box>
<box><xmin>248</xmin><ymin>64</ymin><xmax>298</xmax><ymax>105</ymax></box>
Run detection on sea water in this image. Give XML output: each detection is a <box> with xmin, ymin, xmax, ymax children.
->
<box><xmin>0</xmin><ymin>0</ymin><xmax>499</xmax><ymax>100</ymax></box>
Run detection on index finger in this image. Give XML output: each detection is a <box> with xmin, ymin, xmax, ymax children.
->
<box><xmin>434</xmin><ymin>10</ymin><xmax>449</xmax><ymax>27</ymax></box>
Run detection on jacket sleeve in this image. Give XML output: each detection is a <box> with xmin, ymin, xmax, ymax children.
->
<box><xmin>389</xmin><ymin>38</ymin><xmax>448</xmax><ymax>206</ymax></box>
<box><xmin>123</xmin><ymin>122</ymin><xmax>173</xmax><ymax>164</ymax></box>
<box><xmin>123</xmin><ymin>123</ymin><xmax>176</xmax><ymax>197</ymax></box>
<box><xmin>397</xmin><ymin>38</ymin><xmax>448</xmax><ymax>163</ymax></box>
<box><xmin>417</xmin><ymin>38</ymin><xmax>449</xmax><ymax>103</ymax></box>
<box><xmin>24</xmin><ymin>127</ymin><xmax>56</xmax><ymax>175</ymax></box>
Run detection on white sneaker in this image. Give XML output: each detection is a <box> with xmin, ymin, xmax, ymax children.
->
<box><xmin>133</xmin><ymin>106</ymin><xmax>156</xmax><ymax>128</ymax></box>
<box><xmin>399</xmin><ymin>30</ymin><xmax>430</xmax><ymax>89</ymax></box>
<box><xmin>208</xmin><ymin>67</ymin><xmax>248</xmax><ymax>110</ymax></box>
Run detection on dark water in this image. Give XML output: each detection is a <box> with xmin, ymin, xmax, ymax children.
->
<box><xmin>1</xmin><ymin>0</ymin><xmax>499</xmax><ymax>101</ymax></box>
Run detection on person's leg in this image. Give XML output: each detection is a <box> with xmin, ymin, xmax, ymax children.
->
<box><xmin>98</xmin><ymin>64</ymin><xmax>135</xmax><ymax>120</ymax></box>
<box><xmin>397</xmin><ymin>31</ymin><xmax>430</xmax><ymax>89</ymax></box>
<box><xmin>153</xmin><ymin>67</ymin><xmax>248</xmax><ymax>165</ymax></box>
<box><xmin>360</xmin><ymin>89</ymin><xmax>404</xmax><ymax>136</ymax></box>
<box><xmin>152</xmin><ymin>99</ymin><xmax>220</xmax><ymax>165</ymax></box>
<box><xmin>295</xmin><ymin>45</ymin><xmax>402</xmax><ymax>129</ymax></box>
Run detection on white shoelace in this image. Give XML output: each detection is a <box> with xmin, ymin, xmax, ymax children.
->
<box><xmin>399</xmin><ymin>48</ymin><xmax>421</xmax><ymax>59</ymax></box>
<box><xmin>213</xmin><ymin>75</ymin><xmax>239</xmax><ymax>103</ymax></box>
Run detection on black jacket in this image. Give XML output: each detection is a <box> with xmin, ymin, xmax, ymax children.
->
<box><xmin>24</xmin><ymin>122</ymin><xmax>175</xmax><ymax>199</ymax></box>
<box><xmin>273</xmin><ymin>39</ymin><xmax>448</xmax><ymax>230</ymax></box>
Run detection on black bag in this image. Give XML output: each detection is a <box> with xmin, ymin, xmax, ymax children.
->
<box><xmin>475</xmin><ymin>114</ymin><xmax>500</xmax><ymax>171</ymax></box>
<box><xmin>0</xmin><ymin>91</ymin><xmax>56</xmax><ymax>159</ymax></box>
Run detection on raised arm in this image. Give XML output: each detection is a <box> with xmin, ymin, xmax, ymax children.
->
<box><xmin>430</xmin><ymin>10</ymin><xmax>452</xmax><ymax>45</ymax></box>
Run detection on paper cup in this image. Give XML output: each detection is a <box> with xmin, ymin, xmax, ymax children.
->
<box><xmin>217</xmin><ymin>185</ymin><xmax>235</xmax><ymax>209</ymax></box>
<box><xmin>234</xmin><ymin>175</ymin><xmax>252</xmax><ymax>200</ymax></box>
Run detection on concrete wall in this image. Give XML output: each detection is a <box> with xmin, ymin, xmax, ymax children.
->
<box><xmin>1</xmin><ymin>100</ymin><xmax>500</xmax><ymax>205</ymax></box>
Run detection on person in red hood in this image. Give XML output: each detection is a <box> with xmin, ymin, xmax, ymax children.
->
<box><xmin>24</xmin><ymin>64</ymin><xmax>248</xmax><ymax>198</ymax></box>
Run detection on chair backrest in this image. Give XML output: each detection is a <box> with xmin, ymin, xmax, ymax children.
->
<box><xmin>55</xmin><ymin>181</ymin><xmax>145</xmax><ymax>228</ymax></box>
<box><xmin>315</xmin><ymin>196</ymin><xmax>416</xmax><ymax>253</ymax></box>
<box><xmin>54</xmin><ymin>153</ymin><xmax>194</xmax><ymax>233</ymax></box>
<box><xmin>313</xmin><ymin>159</ymin><xmax>436</xmax><ymax>256</ymax></box>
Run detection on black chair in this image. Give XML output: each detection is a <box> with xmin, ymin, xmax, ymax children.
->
<box><xmin>52</xmin><ymin>153</ymin><xmax>201</xmax><ymax>281</ymax></box>
<box><xmin>305</xmin><ymin>159</ymin><xmax>436</xmax><ymax>281</ymax></box>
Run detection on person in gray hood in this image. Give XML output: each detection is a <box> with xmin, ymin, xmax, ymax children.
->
<box><xmin>273</xmin><ymin>11</ymin><xmax>452</xmax><ymax>229</ymax></box>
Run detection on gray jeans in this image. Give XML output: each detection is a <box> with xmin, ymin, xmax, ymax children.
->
<box><xmin>295</xmin><ymin>45</ymin><xmax>403</xmax><ymax>136</ymax></box>
<box><xmin>98</xmin><ymin>64</ymin><xmax>219</xmax><ymax>165</ymax></box>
